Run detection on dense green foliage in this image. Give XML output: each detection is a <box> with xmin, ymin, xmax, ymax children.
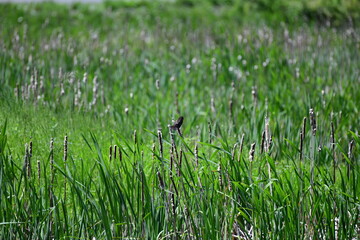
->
<box><xmin>0</xmin><ymin>2</ymin><xmax>359</xmax><ymax>239</ymax></box>
<box><xmin>104</xmin><ymin>0</ymin><xmax>360</xmax><ymax>24</ymax></box>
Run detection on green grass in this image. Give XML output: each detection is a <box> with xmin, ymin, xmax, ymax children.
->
<box><xmin>0</xmin><ymin>2</ymin><xmax>359</xmax><ymax>239</ymax></box>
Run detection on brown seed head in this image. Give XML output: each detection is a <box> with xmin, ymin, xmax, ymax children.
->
<box><xmin>309</xmin><ymin>108</ymin><xmax>317</xmax><ymax>136</ymax></box>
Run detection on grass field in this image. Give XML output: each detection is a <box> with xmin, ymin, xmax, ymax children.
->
<box><xmin>0</xmin><ymin>1</ymin><xmax>359</xmax><ymax>239</ymax></box>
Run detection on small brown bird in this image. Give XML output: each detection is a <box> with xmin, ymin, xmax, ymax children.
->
<box><xmin>170</xmin><ymin>116</ymin><xmax>184</xmax><ymax>137</ymax></box>
<box><xmin>170</xmin><ymin>116</ymin><xmax>184</xmax><ymax>130</ymax></box>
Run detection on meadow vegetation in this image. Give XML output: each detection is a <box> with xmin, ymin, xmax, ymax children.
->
<box><xmin>0</xmin><ymin>1</ymin><xmax>359</xmax><ymax>239</ymax></box>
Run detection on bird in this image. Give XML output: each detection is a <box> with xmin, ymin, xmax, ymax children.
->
<box><xmin>170</xmin><ymin>116</ymin><xmax>184</xmax><ymax>130</ymax></box>
<box><xmin>170</xmin><ymin>116</ymin><xmax>184</xmax><ymax>137</ymax></box>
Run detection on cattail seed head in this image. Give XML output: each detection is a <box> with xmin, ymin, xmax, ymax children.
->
<box><xmin>249</xmin><ymin>143</ymin><xmax>256</xmax><ymax>162</ymax></box>
<box><xmin>82</xmin><ymin>72</ymin><xmax>88</xmax><ymax>84</ymax></box>
<box><xmin>348</xmin><ymin>139</ymin><xmax>354</xmax><ymax>159</ymax></box>
<box><xmin>347</xmin><ymin>139</ymin><xmax>355</xmax><ymax>179</ymax></box>
<box><xmin>194</xmin><ymin>143</ymin><xmax>199</xmax><ymax>167</ymax></box>
<box><xmin>318</xmin><ymin>145</ymin><xmax>322</xmax><ymax>152</ymax></box>
<box><xmin>321</xmin><ymin>89</ymin><xmax>326</xmax><ymax>107</ymax></box>
<box><xmin>91</xmin><ymin>76</ymin><xmax>98</xmax><ymax>106</ymax></box>
<box><xmin>251</xmin><ymin>86</ymin><xmax>258</xmax><ymax>106</ymax></box>
<box><xmin>168</xmin><ymin>123</ymin><xmax>179</xmax><ymax>161</ymax></box>
<box><xmin>49</xmin><ymin>137</ymin><xmax>55</xmax><ymax>238</ymax></box>
<box><xmin>157</xmin><ymin>171</ymin><xmax>165</xmax><ymax>189</ymax></box>
<box><xmin>60</xmin><ymin>82</ymin><xmax>65</xmax><ymax>96</ymax></box>
<box><xmin>330</xmin><ymin>122</ymin><xmax>335</xmax><ymax>148</ymax></box>
<box><xmin>114</xmin><ymin>145</ymin><xmax>117</xmax><ymax>160</ymax></box>
<box><xmin>264</xmin><ymin>116</ymin><xmax>272</xmax><ymax>153</ymax></box>
<box><xmin>157</xmin><ymin>129</ymin><xmax>164</xmax><ymax>159</ymax></box>
<box><xmin>155</xmin><ymin>79</ymin><xmax>160</xmax><ymax>90</ymax></box>
<box><xmin>63</xmin><ymin>135</ymin><xmax>68</xmax><ymax>162</ymax></box>
<box><xmin>330</xmin><ymin>122</ymin><xmax>337</xmax><ymax>181</ymax></box>
<box><xmin>24</xmin><ymin>143</ymin><xmax>30</xmax><ymax>177</ymax></box>
<box><xmin>238</xmin><ymin>133</ymin><xmax>245</xmax><ymax>162</ymax></box>
<box><xmin>109</xmin><ymin>145</ymin><xmax>113</xmax><ymax>161</ymax></box>
<box><xmin>300</xmin><ymin>121</ymin><xmax>305</xmax><ymax>161</ymax></box>
<box><xmin>29</xmin><ymin>141</ymin><xmax>33</xmax><ymax>157</ymax></box>
<box><xmin>260</xmin><ymin>131</ymin><xmax>266</xmax><ymax>154</ymax></box>
<box><xmin>211</xmin><ymin>96</ymin><xmax>216</xmax><ymax>114</ymax></box>
<box><xmin>27</xmin><ymin>142</ymin><xmax>32</xmax><ymax>177</ymax></box>
<box><xmin>232</xmin><ymin>143</ymin><xmax>238</xmax><ymax>161</ymax></box>
<box><xmin>50</xmin><ymin>138</ymin><xmax>54</xmax><ymax>176</ymax></box>
<box><xmin>63</xmin><ymin>135</ymin><xmax>68</xmax><ymax>201</ymax></box>
<box><xmin>133</xmin><ymin>130</ymin><xmax>137</xmax><ymax>144</ymax></box>
<box><xmin>50</xmin><ymin>138</ymin><xmax>54</xmax><ymax>152</ymax></box>
<box><xmin>37</xmin><ymin>160</ymin><xmax>41</xmax><ymax>181</ymax></box>
<box><xmin>229</xmin><ymin>99</ymin><xmax>233</xmax><ymax>118</ymax></box>
<box><xmin>208</xmin><ymin>121</ymin><xmax>212</xmax><ymax>144</ymax></box>
<box><xmin>218</xmin><ymin>163</ymin><xmax>223</xmax><ymax>188</ymax></box>
<box><xmin>302</xmin><ymin>117</ymin><xmax>307</xmax><ymax>142</ymax></box>
<box><xmin>119</xmin><ymin>147</ymin><xmax>123</xmax><ymax>162</ymax></box>
<box><xmin>231</xmin><ymin>80</ymin><xmax>235</xmax><ymax>90</ymax></box>
<box><xmin>226</xmin><ymin>170</ymin><xmax>232</xmax><ymax>191</ymax></box>
<box><xmin>309</xmin><ymin>108</ymin><xmax>317</xmax><ymax>136</ymax></box>
<box><xmin>171</xmin><ymin>191</ymin><xmax>176</xmax><ymax>216</ymax></box>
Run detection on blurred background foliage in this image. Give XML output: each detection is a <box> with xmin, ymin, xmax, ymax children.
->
<box><xmin>1</xmin><ymin>0</ymin><xmax>358</xmax><ymax>26</ymax></box>
<box><xmin>101</xmin><ymin>0</ymin><xmax>360</xmax><ymax>25</ymax></box>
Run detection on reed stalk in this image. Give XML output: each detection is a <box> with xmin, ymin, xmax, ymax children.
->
<box><xmin>63</xmin><ymin>135</ymin><xmax>68</xmax><ymax>202</ymax></box>
<box><xmin>309</xmin><ymin>108</ymin><xmax>317</xmax><ymax>234</ymax></box>
<box><xmin>49</xmin><ymin>138</ymin><xmax>54</xmax><ymax>239</ymax></box>
<box><xmin>109</xmin><ymin>145</ymin><xmax>113</xmax><ymax>162</ymax></box>
<box><xmin>238</xmin><ymin>133</ymin><xmax>245</xmax><ymax>162</ymax></box>
<box><xmin>347</xmin><ymin>139</ymin><xmax>354</xmax><ymax>180</ymax></box>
